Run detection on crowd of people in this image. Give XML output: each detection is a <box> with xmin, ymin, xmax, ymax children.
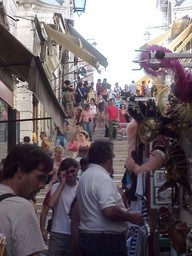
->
<box><xmin>62</xmin><ymin>77</ymin><xmax>155</xmax><ymax>110</ymax></box>
<box><xmin>0</xmin><ymin>77</ymin><xmax>157</xmax><ymax>256</ymax></box>
<box><xmin>19</xmin><ymin>77</ymin><xmax>157</xmax><ymax>150</ymax></box>
<box><xmin>61</xmin><ymin>77</ymin><xmax>156</xmax><ymax>143</ymax></box>
<box><xmin>21</xmin><ymin>77</ymin><xmax>157</xmax><ymax>157</ymax></box>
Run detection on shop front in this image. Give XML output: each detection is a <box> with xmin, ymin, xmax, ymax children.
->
<box><xmin>0</xmin><ymin>24</ymin><xmax>66</xmax><ymax>157</ymax></box>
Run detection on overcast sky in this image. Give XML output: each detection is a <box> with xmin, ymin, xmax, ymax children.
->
<box><xmin>74</xmin><ymin>0</ymin><xmax>163</xmax><ymax>87</ymax></box>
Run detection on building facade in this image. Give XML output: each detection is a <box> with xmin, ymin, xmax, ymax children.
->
<box><xmin>0</xmin><ymin>0</ymin><xmax>70</xmax><ymax>158</ymax></box>
<box><xmin>0</xmin><ymin>0</ymin><xmax>108</xmax><ymax>160</ymax></box>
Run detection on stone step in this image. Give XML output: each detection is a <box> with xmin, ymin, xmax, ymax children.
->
<box><xmin>114</xmin><ymin>167</ymin><xmax>126</xmax><ymax>172</ymax></box>
<box><xmin>113</xmin><ymin>163</ymin><xmax>127</xmax><ymax>168</ymax></box>
<box><xmin>114</xmin><ymin>160</ymin><xmax>127</xmax><ymax>164</ymax></box>
<box><xmin>114</xmin><ymin>156</ymin><xmax>127</xmax><ymax>159</ymax></box>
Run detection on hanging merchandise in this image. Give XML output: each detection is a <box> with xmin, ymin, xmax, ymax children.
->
<box><xmin>128</xmin><ymin>44</ymin><xmax>192</xmax><ymax>255</ymax></box>
<box><xmin>158</xmin><ymin>206</ymin><xmax>189</xmax><ymax>254</ymax></box>
<box><xmin>138</xmin><ymin>44</ymin><xmax>192</xmax><ymax>103</ymax></box>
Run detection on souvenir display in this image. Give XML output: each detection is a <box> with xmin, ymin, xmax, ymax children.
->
<box><xmin>126</xmin><ymin>45</ymin><xmax>192</xmax><ymax>254</ymax></box>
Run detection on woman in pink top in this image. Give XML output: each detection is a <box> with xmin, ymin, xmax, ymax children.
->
<box><xmin>79</xmin><ymin>103</ymin><xmax>94</xmax><ymax>141</ymax></box>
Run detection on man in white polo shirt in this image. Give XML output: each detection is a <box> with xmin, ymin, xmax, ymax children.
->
<box><xmin>75</xmin><ymin>140</ymin><xmax>144</xmax><ymax>256</ymax></box>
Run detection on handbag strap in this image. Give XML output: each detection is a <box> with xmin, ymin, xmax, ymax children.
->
<box><xmin>0</xmin><ymin>193</ymin><xmax>16</xmax><ymax>202</ymax></box>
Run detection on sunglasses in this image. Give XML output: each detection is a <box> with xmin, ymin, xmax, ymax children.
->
<box><xmin>66</xmin><ymin>169</ymin><xmax>76</xmax><ymax>175</ymax></box>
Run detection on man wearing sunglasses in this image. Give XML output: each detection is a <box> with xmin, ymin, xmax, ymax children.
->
<box><xmin>0</xmin><ymin>143</ymin><xmax>53</xmax><ymax>256</ymax></box>
<box><xmin>48</xmin><ymin>158</ymin><xmax>79</xmax><ymax>256</ymax></box>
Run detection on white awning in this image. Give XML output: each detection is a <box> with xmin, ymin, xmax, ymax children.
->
<box><xmin>44</xmin><ymin>24</ymin><xmax>100</xmax><ymax>69</ymax></box>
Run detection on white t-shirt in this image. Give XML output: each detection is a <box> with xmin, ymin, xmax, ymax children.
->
<box><xmin>77</xmin><ymin>164</ymin><xmax>128</xmax><ymax>233</ymax></box>
<box><xmin>129</xmin><ymin>82</ymin><xmax>137</xmax><ymax>95</ymax></box>
<box><xmin>114</xmin><ymin>86</ymin><xmax>121</xmax><ymax>95</ymax></box>
<box><xmin>90</xmin><ymin>105</ymin><xmax>97</xmax><ymax>115</ymax></box>
<box><xmin>51</xmin><ymin>182</ymin><xmax>78</xmax><ymax>234</ymax></box>
<box><xmin>0</xmin><ymin>184</ymin><xmax>47</xmax><ymax>256</ymax></box>
<box><xmin>108</xmin><ymin>89</ymin><xmax>114</xmax><ymax>100</ymax></box>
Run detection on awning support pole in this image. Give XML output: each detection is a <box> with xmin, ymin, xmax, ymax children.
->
<box><xmin>0</xmin><ymin>117</ymin><xmax>51</xmax><ymax>123</ymax></box>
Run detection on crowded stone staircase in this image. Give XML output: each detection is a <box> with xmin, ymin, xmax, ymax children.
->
<box><xmin>35</xmin><ymin>120</ymin><xmax>129</xmax><ymax>217</ymax></box>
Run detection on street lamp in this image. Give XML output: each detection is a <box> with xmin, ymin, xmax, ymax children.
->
<box><xmin>92</xmin><ymin>42</ymin><xmax>97</xmax><ymax>48</ymax></box>
<box><xmin>73</xmin><ymin>0</ymin><xmax>87</xmax><ymax>15</ymax></box>
<box><xmin>144</xmin><ymin>31</ymin><xmax>151</xmax><ymax>41</ymax></box>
